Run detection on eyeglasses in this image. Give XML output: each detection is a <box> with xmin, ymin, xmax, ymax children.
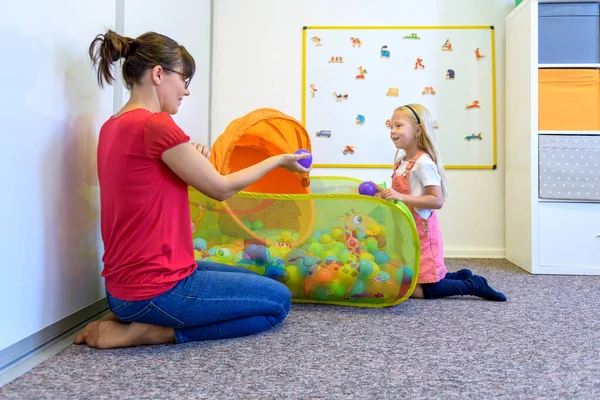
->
<box><xmin>162</xmin><ymin>67</ymin><xmax>192</xmax><ymax>89</ymax></box>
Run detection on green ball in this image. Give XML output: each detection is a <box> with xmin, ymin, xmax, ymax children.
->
<box><xmin>307</xmin><ymin>243</ymin><xmax>325</xmax><ymax>258</ymax></box>
<box><xmin>338</xmin><ymin>249</ymin><xmax>350</xmax><ymax>263</ymax></box>
<box><xmin>251</xmin><ymin>220</ymin><xmax>264</xmax><ymax>230</ymax></box>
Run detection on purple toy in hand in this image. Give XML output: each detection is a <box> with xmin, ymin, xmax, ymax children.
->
<box><xmin>294</xmin><ymin>149</ymin><xmax>313</xmax><ymax>169</ymax></box>
<box><xmin>358</xmin><ymin>181</ymin><xmax>377</xmax><ymax>196</ymax></box>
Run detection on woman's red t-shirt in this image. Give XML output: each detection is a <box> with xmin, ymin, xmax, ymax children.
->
<box><xmin>97</xmin><ymin>109</ymin><xmax>197</xmax><ymax>301</ymax></box>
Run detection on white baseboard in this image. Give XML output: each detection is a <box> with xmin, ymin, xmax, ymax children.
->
<box><xmin>0</xmin><ymin>298</ymin><xmax>108</xmax><ymax>375</ymax></box>
<box><xmin>444</xmin><ymin>247</ymin><xmax>506</xmax><ymax>259</ymax></box>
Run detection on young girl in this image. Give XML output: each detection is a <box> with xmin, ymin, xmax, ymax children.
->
<box><xmin>375</xmin><ymin>104</ymin><xmax>506</xmax><ymax>301</ymax></box>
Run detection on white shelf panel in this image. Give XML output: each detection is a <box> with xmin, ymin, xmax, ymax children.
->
<box><xmin>538</xmin><ymin>198</ymin><xmax>600</xmax><ymax>204</ymax></box>
<box><xmin>539</xmin><ymin>64</ymin><xmax>600</xmax><ymax>69</ymax></box>
<box><xmin>539</xmin><ymin>130</ymin><xmax>600</xmax><ymax>136</ymax></box>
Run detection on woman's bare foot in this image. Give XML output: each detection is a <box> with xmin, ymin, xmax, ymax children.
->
<box><xmin>102</xmin><ymin>312</ymin><xmax>121</xmax><ymax>322</ymax></box>
<box><xmin>73</xmin><ymin>320</ymin><xmax>175</xmax><ymax>349</ymax></box>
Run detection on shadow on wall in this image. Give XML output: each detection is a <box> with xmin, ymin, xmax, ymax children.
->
<box><xmin>0</xmin><ymin>30</ymin><xmax>104</xmax><ymax>327</ymax></box>
<box><xmin>48</xmin><ymin>45</ymin><xmax>105</xmax><ymax>312</ymax></box>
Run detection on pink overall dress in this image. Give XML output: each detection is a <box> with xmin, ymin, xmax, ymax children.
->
<box><xmin>392</xmin><ymin>151</ymin><xmax>448</xmax><ymax>284</ymax></box>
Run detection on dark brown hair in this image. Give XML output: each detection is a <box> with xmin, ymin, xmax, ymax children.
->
<box><xmin>89</xmin><ymin>30</ymin><xmax>195</xmax><ymax>90</ymax></box>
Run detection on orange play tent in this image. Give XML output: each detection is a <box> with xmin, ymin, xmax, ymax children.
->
<box><xmin>209</xmin><ymin>108</ymin><xmax>312</xmax><ymax>194</ymax></box>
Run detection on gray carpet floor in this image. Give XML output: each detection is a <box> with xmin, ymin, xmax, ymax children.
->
<box><xmin>1</xmin><ymin>259</ymin><xmax>599</xmax><ymax>399</ymax></box>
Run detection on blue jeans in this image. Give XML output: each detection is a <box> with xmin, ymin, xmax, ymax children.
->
<box><xmin>105</xmin><ymin>261</ymin><xmax>292</xmax><ymax>343</ymax></box>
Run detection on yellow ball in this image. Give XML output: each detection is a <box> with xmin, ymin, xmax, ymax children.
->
<box><xmin>323</xmin><ymin>250</ymin><xmax>337</xmax><ymax>259</ymax></box>
<box><xmin>338</xmin><ymin>264</ymin><xmax>359</xmax><ymax>284</ymax></box>
<box><xmin>280</xmin><ymin>231</ymin><xmax>294</xmax><ymax>243</ymax></box>
<box><xmin>331</xmin><ymin>227</ymin><xmax>345</xmax><ymax>240</ymax></box>
<box><xmin>268</xmin><ymin>245</ymin><xmax>280</xmax><ymax>258</ymax></box>
<box><xmin>277</xmin><ymin>246</ymin><xmax>292</xmax><ymax>258</ymax></box>
<box><xmin>320</xmin><ymin>234</ymin><xmax>332</xmax><ymax>245</ymax></box>
<box><xmin>360</xmin><ymin>252</ymin><xmax>375</xmax><ymax>262</ymax></box>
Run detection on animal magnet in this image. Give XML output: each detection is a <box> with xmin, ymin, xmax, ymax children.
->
<box><xmin>350</xmin><ymin>37</ymin><xmax>362</xmax><ymax>47</ymax></box>
<box><xmin>466</xmin><ymin>100</ymin><xmax>480</xmax><ymax>110</ymax></box>
<box><xmin>386</xmin><ymin>88</ymin><xmax>399</xmax><ymax>97</ymax></box>
<box><xmin>355</xmin><ymin>114</ymin><xmax>365</xmax><ymax>125</ymax></box>
<box><xmin>355</xmin><ymin>66</ymin><xmax>367</xmax><ymax>80</ymax></box>
<box><xmin>422</xmin><ymin>87</ymin><xmax>436</xmax><ymax>95</ymax></box>
<box><xmin>333</xmin><ymin>92</ymin><xmax>349</xmax><ymax>102</ymax></box>
<box><xmin>311</xmin><ymin>36</ymin><xmax>322</xmax><ymax>46</ymax></box>
<box><xmin>465</xmin><ymin>133</ymin><xmax>483</xmax><ymax>141</ymax></box>
<box><xmin>475</xmin><ymin>48</ymin><xmax>485</xmax><ymax>60</ymax></box>
<box><xmin>329</xmin><ymin>56</ymin><xmax>344</xmax><ymax>63</ymax></box>
<box><xmin>446</xmin><ymin>69</ymin><xmax>455</xmax><ymax>80</ymax></box>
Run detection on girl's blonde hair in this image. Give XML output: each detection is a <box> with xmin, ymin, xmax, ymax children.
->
<box><xmin>393</xmin><ymin>103</ymin><xmax>449</xmax><ymax>198</ymax></box>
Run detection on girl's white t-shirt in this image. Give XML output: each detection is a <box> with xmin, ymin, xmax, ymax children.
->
<box><xmin>394</xmin><ymin>153</ymin><xmax>441</xmax><ymax>219</ymax></box>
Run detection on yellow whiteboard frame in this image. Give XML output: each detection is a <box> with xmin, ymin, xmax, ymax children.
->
<box><xmin>302</xmin><ymin>25</ymin><xmax>498</xmax><ymax>170</ymax></box>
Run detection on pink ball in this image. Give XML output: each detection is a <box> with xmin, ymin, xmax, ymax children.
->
<box><xmin>294</xmin><ymin>149</ymin><xmax>313</xmax><ymax>169</ymax></box>
<box><xmin>359</xmin><ymin>181</ymin><xmax>377</xmax><ymax>196</ymax></box>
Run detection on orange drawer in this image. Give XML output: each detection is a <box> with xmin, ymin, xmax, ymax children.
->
<box><xmin>538</xmin><ymin>69</ymin><xmax>600</xmax><ymax>131</ymax></box>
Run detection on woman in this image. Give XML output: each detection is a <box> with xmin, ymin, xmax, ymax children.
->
<box><xmin>74</xmin><ymin>30</ymin><xmax>310</xmax><ymax>349</ymax></box>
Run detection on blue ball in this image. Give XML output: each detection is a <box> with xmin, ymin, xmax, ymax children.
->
<box><xmin>373</xmin><ymin>251</ymin><xmax>391</xmax><ymax>265</ymax></box>
<box><xmin>193</xmin><ymin>238</ymin><xmax>207</xmax><ymax>251</ymax></box>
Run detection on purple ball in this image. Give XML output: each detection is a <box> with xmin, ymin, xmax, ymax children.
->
<box><xmin>294</xmin><ymin>149</ymin><xmax>313</xmax><ymax>169</ymax></box>
<box><xmin>359</xmin><ymin>181</ymin><xmax>377</xmax><ymax>196</ymax></box>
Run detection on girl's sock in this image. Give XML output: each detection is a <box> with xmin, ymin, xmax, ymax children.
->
<box><xmin>444</xmin><ymin>269</ymin><xmax>473</xmax><ymax>280</ymax></box>
<box><xmin>422</xmin><ymin>275</ymin><xmax>507</xmax><ymax>302</ymax></box>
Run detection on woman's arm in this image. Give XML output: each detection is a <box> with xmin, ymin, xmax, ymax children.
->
<box><xmin>161</xmin><ymin>143</ymin><xmax>310</xmax><ymax>201</ymax></box>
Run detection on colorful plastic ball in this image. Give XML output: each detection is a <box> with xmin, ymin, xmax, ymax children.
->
<box><xmin>349</xmin><ymin>279</ymin><xmax>366</xmax><ymax>299</ymax></box>
<box><xmin>193</xmin><ymin>238</ymin><xmax>207</xmax><ymax>251</ymax></box>
<box><xmin>338</xmin><ymin>249</ymin><xmax>350</xmax><ymax>263</ymax></box>
<box><xmin>319</xmin><ymin>233</ymin><xmax>332</xmax><ymax>245</ymax></box>
<box><xmin>364</xmin><ymin>237</ymin><xmax>379</xmax><ymax>253</ymax></box>
<box><xmin>358</xmin><ymin>181</ymin><xmax>377</xmax><ymax>196</ymax></box>
<box><xmin>251</xmin><ymin>220</ymin><xmax>264</xmax><ymax>230</ymax></box>
<box><xmin>331</xmin><ymin>227</ymin><xmax>345</xmax><ymax>240</ymax></box>
<box><xmin>338</xmin><ymin>264</ymin><xmax>359</xmax><ymax>284</ymax></box>
<box><xmin>307</xmin><ymin>242</ymin><xmax>325</xmax><ymax>258</ymax></box>
<box><xmin>373</xmin><ymin>251</ymin><xmax>391</xmax><ymax>265</ymax></box>
<box><xmin>265</xmin><ymin>260</ymin><xmax>286</xmax><ymax>279</ymax></box>
<box><xmin>294</xmin><ymin>149</ymin><xmax>313</xmax><ymax>169</ymax></box>
<box><xmin>359</xmin><ymin>259</ymin><xmax>380</xmax><ymax>280</ymax></box>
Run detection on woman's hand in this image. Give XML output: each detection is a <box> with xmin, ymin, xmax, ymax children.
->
<box><xmin>381</xmin><ymin>188</ymin><xmax>404</xmax><ymax>202</ymax></box>
<box><xmin>191</xmin><ymin>142</ymin><xmax>211</xmax><ymax>159</ymax></box>
<box><xmin>277</xmin><ymin>153</ymin><xmax>311</xmax><ymax>174</ymax></box>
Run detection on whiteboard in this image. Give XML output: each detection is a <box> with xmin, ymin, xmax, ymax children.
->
<box><xmin>302</xmin><ymin>26</ymin><xmax>497</xmax><ymax>169</ymax></box>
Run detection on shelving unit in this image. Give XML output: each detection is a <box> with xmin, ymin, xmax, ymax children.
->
<box><xmin>505</xmin><ymin>0</ymin><xmax>600</xmax><ymax>275</ymax></box>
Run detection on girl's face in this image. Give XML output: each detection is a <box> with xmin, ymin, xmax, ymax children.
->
<box><xmin>389</xmin><ymin>111</ymin><xmax>418</xmax><ymax>150</ymax></box>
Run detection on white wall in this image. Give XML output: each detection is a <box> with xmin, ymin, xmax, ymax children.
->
<box><xmin>0</xmin><ymin>0</ymin><xmax>115</xmax><ymax>352</ymax></box>
<box><xmin>211</xmin><ymin>0</ymin><xmax>515</xmax><ymax>258</ymax></box>
<box><xmin>0</xmin><ymin>0</ymin><xmax>212</xmax><ymax>355</ymax></box>
<box><xmin>121</xmin><ymin>0</ymin><xmax>212</xmax><ymax>144</ymax></box>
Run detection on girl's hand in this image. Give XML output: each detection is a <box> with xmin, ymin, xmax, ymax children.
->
<box><xmin>191</xmin><ymin>142</ymin><xmax>211</xmax><ymax>159</ymax></box>
<box><xmin>381</xmin><ymin>188</ymin><xmax>404</xmax><ymax>202</ymax></box>
<box><xmin>278</xmin><ymin>153</ymin><xmax>311</xmax><ymax>174</ymax></box>
<box><xmin>370</xmin><ymin>181</ymin><xmax>384</xmax><ymax>194</ymax></box>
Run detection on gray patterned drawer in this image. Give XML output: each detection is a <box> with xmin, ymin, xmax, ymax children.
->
<box><xmin>539</xmin><ymin>135</ymin><xmax>600</xmax><ymax>201</ymax></box>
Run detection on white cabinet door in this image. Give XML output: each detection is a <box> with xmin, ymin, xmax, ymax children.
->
<box><xmin>539</xmin><ymin>202</ymin><xmax>600</xmax><ymax>269</ymax></box>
